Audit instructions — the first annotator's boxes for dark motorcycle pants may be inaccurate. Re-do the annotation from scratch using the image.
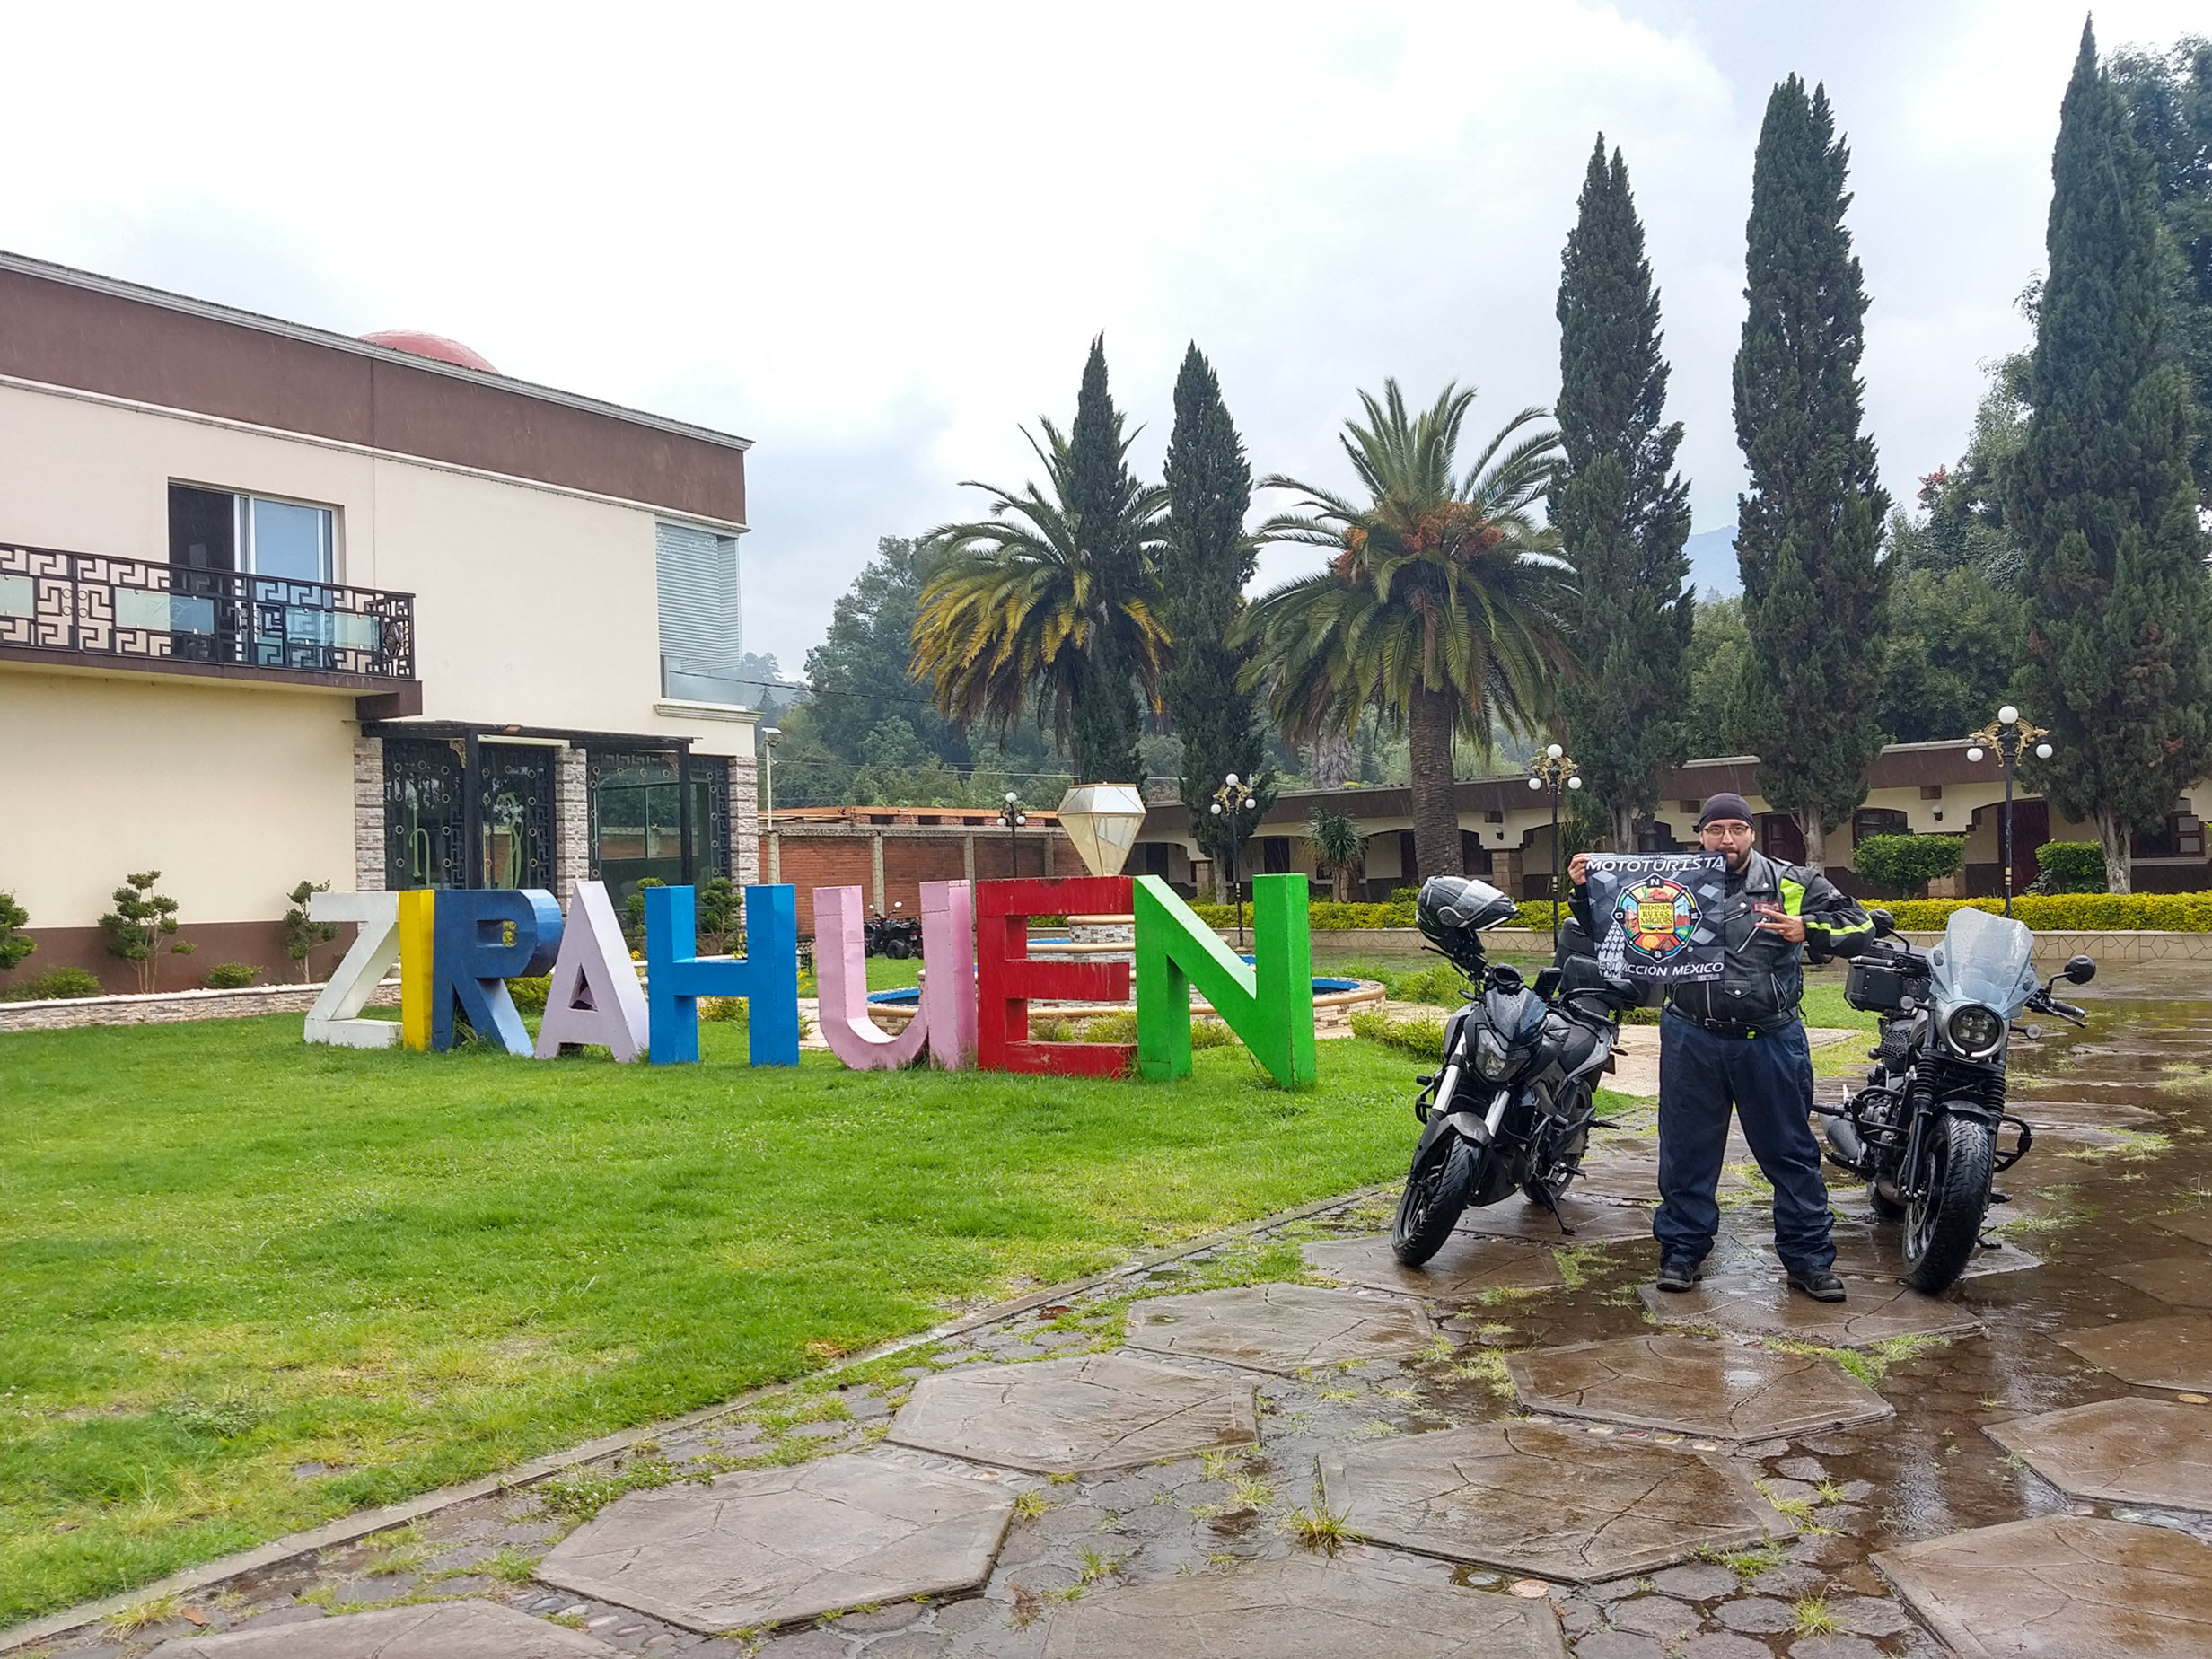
[1655,1011,1836,1276]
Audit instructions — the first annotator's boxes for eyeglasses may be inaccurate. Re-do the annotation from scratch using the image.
[1700,821,1755,838]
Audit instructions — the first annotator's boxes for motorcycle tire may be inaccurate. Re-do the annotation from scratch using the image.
[1392,1134,1478,1268]
[885,937,912,961]
[1902,1116,1995,1294]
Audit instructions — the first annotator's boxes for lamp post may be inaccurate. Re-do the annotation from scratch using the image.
[1208,772,1262,949]
[760,725,781,884]
[996,791,1027,878]
[1965,705,2052,917]
[1527,742,1583,952]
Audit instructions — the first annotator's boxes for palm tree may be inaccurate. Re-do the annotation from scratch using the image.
[1305,809,1369,902]
[1236,382,1576,882]
[910,418,1169,777]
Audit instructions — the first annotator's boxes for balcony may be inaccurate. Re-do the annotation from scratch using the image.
[0,542,420,716]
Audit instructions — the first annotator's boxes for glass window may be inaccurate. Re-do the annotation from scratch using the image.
[249,497,333,582]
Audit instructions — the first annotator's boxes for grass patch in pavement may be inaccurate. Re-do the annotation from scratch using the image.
[0,1015,1424,1623]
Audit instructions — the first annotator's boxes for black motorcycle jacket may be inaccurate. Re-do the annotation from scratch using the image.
[1571,850,1872,1032]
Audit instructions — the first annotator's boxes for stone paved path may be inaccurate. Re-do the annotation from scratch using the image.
[34,982,2208,1658]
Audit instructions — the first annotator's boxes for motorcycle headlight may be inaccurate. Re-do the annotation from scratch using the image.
[1473,1027,1513,1081]
[1944,1003,2006,1058]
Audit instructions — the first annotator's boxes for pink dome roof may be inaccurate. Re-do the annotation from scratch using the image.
[360,329,498,373]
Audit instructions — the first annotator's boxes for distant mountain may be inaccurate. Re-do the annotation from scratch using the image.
[1683,526,1740,600]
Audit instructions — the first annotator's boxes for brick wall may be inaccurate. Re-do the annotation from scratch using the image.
[764,825,1076,934]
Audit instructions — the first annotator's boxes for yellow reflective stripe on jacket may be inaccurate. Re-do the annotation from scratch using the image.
[1780,874,1873,939]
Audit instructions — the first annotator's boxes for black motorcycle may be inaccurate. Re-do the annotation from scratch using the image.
[863,901,922,960]
[1391,877,1637,1266]
[1821,905,2095,1292]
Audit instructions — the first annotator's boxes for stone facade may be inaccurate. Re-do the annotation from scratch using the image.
[554,746,589,907]
[730,755,759,887]
[353,735,385,892]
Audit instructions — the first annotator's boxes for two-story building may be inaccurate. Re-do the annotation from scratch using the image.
[1,252,762,989]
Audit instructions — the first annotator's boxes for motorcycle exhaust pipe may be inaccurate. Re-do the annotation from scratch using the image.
[1825,1116,1867,1171]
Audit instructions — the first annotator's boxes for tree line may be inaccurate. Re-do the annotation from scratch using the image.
[769,22,2210,894]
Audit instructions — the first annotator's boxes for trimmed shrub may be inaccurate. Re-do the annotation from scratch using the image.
[3,966,105,1001]
[2035,841,2106,894]
[0,890,32,973]
[205,962,263,989]
[508,974,551,1014]
[1851,834,1965,897]
[1388,886,1423,905]
[1880,891,2212,932]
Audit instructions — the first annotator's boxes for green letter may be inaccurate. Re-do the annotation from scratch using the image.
[1135,873,1314,1088]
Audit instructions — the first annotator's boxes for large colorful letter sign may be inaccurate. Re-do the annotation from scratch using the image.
[534,880,650,1062]
[1135,873,1315,1088]
[645,882,801,1066]
[975,876,1134,1076]
[432,888,563,1054]
[399,888,437,1052]
[303,891,401,1049]
[814,882,976,1070]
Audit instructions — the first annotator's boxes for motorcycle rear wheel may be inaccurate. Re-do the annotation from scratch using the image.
[1902,1116,1994,1294]
[1392,1134,1478,1267]
[1520,1115,1589,1207]
[885,937,912,960]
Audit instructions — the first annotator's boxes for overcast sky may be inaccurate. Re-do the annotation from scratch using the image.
[6,1,2204,679]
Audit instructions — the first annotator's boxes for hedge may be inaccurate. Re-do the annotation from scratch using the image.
[1188,891,2212,935]
[1876,891,2212,932]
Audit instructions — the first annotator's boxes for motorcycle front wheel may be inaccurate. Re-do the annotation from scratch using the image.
[1902,1115,1994,1294]
[885,936,912,960]
[1392,1133,1478,1267]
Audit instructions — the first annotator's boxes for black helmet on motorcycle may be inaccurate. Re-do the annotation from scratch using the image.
[1415,876,1517,950]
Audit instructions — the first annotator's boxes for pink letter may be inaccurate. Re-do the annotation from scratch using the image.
[814,882,977,1071]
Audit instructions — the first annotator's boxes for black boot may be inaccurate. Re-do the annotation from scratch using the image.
[1656,1257,1705,1293]
[1788,1268,1847,1303]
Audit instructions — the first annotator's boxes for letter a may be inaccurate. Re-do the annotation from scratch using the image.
[534,880,650,1061]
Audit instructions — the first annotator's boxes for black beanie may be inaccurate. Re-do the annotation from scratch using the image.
[1697,792,1754,829]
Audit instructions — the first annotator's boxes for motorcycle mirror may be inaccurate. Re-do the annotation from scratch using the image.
[2063,953,2096,985]
[1533,966,1564,1000]
[1869,908,1897,939]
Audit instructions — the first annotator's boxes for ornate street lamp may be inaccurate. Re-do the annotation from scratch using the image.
[996,790,1027,878]
[1208,772,1263,948]
[760,725,781,884]
[1965,705,2053,917]
[1527,742,1583,951]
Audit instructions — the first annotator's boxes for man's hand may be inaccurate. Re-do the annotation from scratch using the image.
[1756,913,1808,943]
[1567,853,1590,889]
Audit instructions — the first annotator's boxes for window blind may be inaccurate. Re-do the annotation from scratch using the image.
[655,521,743,702]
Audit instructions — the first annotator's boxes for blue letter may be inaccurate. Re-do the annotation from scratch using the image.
[432,888,562,1055]
[645,883,801,1066]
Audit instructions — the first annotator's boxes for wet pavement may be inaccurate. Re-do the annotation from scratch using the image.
[22,972,2212,1657]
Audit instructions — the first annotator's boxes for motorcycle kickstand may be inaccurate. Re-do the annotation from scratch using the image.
[1539,1189,1576,1237]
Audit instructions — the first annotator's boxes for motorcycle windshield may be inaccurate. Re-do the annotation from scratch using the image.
[1931,906,2037,1014]
[1484,986,1547,1044]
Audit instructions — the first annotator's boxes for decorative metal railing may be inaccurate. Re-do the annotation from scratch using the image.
[0,542,415,682]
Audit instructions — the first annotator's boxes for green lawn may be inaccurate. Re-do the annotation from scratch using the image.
[0,1016,1422,1623]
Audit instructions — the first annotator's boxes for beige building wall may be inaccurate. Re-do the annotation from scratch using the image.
[0,667,356,929]
[0,383,753,765]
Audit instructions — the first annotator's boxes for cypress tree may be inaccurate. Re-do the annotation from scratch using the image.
[2011,22,2212,892]
[1065,337,1150,784]
[1160,344,1267,895]
[1731,76,1892,870]
[1554,136,1694,853]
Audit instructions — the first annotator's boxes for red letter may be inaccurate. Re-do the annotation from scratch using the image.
[975,876,1134,1076]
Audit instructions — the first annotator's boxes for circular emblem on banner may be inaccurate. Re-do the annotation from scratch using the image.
[1611,875,1700,963]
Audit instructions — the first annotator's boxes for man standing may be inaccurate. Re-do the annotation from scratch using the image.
[1570,794,1871,1302]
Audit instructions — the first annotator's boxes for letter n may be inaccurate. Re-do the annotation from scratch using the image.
[1135,873,1314,1088]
